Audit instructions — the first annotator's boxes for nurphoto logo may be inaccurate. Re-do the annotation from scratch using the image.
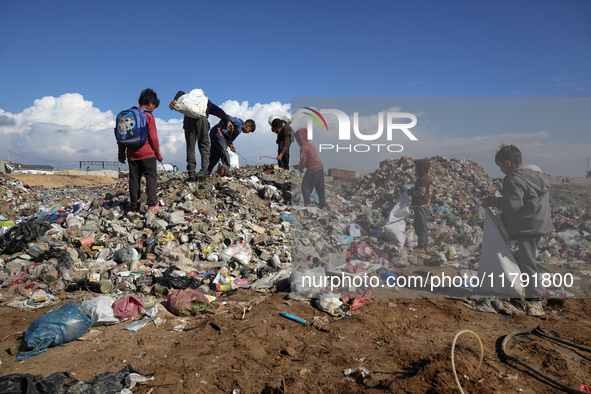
[297,108,418,153]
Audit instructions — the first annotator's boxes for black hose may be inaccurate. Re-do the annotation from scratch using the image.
[500,327,591,393]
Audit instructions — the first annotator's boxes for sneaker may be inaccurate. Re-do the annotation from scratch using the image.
[197,170,212,178]
[184,174,198,182]
[413,248,427,254]
[526,301,545,317]
[147,205,162,212]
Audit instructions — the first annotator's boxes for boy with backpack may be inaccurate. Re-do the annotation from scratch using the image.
[117,88,163,213]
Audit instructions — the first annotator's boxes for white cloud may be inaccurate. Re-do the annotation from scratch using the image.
[553,76,584,90]
[1,94,588,178]
[0,93,292,171]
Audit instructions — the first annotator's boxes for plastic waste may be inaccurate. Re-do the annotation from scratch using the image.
[166,289,210,316]
[384,191,411,247]
[113,246,140,264]
[82,296,120,325]
[112,295,144,320]
[16,302,95,361]
[219,242,252,266]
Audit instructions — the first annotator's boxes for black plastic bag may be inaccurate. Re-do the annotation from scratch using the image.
[0,222,51,254]
[158,266,200,289]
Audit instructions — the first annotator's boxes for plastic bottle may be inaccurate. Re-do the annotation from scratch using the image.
[270,255,281,269]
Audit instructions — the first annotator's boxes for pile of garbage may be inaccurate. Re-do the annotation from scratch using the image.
[290,156,591,289]
[290,156,495,273]
[1,155,590,344]
[0,166,296,317]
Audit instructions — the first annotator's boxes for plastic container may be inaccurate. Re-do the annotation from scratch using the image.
[79,236,95,247]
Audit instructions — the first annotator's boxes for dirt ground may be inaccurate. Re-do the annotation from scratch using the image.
[1,291,590,393]
[8,174,119,188]
[0,174,590,393]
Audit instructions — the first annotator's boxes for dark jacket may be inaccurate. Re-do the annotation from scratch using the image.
[408,159,430,206]
[276,124,293,156]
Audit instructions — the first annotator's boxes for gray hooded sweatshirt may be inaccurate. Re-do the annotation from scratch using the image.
[488,165,553,237]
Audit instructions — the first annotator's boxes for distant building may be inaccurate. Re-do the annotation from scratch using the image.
[327,168,356,184]
[3,163,54,174]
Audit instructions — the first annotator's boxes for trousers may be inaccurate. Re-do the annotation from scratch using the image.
[412,205,429,249]
[128,157,157,210]
[277,142,290,169]
[511,235,542,300]
[208,128,230,172]
[184,116,210,174]
[302,169,326,208]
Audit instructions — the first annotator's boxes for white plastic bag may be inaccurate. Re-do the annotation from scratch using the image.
[251,269,292,289]
[219,242,252,266]
[173,89,209,119]
[226,146,239,168]
[82,296,120,325]
[314,290,343,315]
[384,191,411,246]
[474,209,524,298]
[267,112,292,126]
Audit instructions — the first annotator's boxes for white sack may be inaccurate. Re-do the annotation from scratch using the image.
[474,209,524,298]
[227,147,240,168]
[384,191,411,246]
[173,89,208,119]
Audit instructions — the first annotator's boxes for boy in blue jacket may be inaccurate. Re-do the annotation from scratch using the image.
[207,116,255,173]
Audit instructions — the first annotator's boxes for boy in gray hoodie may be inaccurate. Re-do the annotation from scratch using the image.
[483,144,553,316]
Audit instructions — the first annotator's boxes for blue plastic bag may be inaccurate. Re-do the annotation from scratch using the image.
[16,302,95,361]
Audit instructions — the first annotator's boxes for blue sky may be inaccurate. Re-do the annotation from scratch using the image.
[0,0,589,176]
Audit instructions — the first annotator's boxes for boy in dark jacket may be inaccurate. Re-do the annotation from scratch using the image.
[118,88,163,213]
[271,118,293,170]
[483,144,552,316]
[294,128,325,208]
[169,91,234,181]
[407,159,431,253]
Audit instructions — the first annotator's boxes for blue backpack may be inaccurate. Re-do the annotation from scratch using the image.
[114,107,148,148]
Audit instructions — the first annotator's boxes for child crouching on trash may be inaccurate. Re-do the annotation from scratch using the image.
[482,144,552,317]
[406,159,431,253]
[294,128,326,209]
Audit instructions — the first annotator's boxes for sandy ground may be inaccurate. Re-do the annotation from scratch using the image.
[7,174,120,188]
